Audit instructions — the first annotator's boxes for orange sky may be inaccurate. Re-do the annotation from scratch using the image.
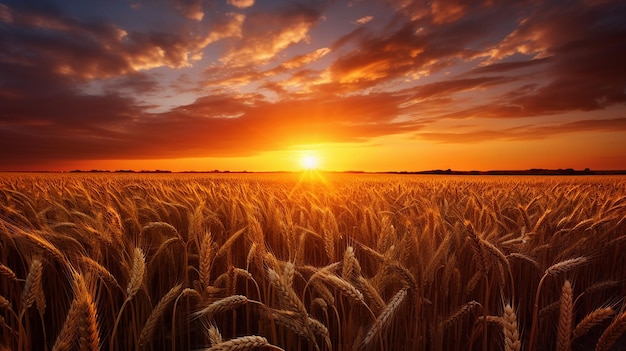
[1,0,625,172]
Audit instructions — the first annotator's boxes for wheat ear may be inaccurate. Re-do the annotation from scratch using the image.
[595,310,626,351]
[0,295,11,310]
[0,263,17,281]
[139,284,183,348]
[127,247,146,298]
[441,301,482,329]
[360,287,408,349]
[341,246,361,282]
[193,295,248,319]
[74,272,100,351]
[545,257,588,276]
[557,280,573,351]
[573,307,614,340]
[267,267,307,316]
[200,233,213,288]
[80,256,122,291]
[529,257,588,351]
[207,322,222,346]
[18,258,44,351]
[20,258,43,313]
[52,295,80,351]
[110,247,146,351]
[320,273,365,305]
[269,309,318,349]
[206,335,283,351]
[53,271,100,351]
[502,303,521,351]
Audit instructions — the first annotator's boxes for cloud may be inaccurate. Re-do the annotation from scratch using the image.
[417,76,514,98]
[468,58,551,74]
[430,0,468,24]
[279,48,331,69]
[219,7,322,67]
[418,118,626,143]
[327,17,490,90]
[447,2,626,119]
[0,3,219,81]
[387,0,493,23]
[354,15,373,24]
[227,0,255,9]
[0,88,420,166]
[171,0,205,21]
[201,12,245,46]
[103,73,162,94]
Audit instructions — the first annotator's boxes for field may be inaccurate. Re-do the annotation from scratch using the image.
[0,173,625,351]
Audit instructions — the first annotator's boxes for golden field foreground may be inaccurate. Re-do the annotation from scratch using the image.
[0,173,625,351]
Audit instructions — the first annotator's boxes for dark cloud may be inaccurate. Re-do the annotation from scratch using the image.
[468,58,551,74]
[103,73,162,94]
[472,0,626,116]
[0,90,418,166]
[0,3,211,82]
[321,2,521,93]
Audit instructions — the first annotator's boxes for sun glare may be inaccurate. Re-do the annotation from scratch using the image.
[301,154,320,170]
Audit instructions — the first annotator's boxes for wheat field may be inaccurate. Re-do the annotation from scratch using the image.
[0,172,625,351]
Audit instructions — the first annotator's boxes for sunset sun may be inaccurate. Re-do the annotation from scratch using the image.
[300,154,320,170]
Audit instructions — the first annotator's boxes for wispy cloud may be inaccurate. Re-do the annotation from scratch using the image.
[218,8,323,67]
[227,0,255,9]
[354,15,373,24]
[418,118,626,143]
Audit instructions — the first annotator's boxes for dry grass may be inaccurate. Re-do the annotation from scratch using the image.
[0,172,625,350]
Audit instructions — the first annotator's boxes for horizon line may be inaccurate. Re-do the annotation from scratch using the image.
[2,168,626,175]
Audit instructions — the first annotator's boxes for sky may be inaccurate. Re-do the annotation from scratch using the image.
[1,0,625,172]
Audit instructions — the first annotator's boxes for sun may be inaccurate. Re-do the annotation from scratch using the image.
[300,154,320,170]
